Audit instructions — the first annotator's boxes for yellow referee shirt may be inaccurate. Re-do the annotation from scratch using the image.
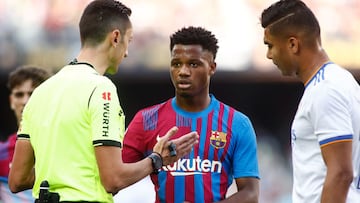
[18,63,125,202]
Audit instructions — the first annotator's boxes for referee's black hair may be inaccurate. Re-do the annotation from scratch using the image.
[79,0,132,47]
[170,26,219,60]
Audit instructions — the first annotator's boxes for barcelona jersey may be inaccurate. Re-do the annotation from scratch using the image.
[122,95,259,203]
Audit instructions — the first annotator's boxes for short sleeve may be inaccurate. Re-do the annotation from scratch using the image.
[88,80,125,147]
[122,110,147,162]
[17,97,32,140]
[312,82,353,145]
[232,115,260,179]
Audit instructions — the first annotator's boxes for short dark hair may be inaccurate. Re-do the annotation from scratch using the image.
[7,66,50,90]
[170,26,219,60]
[260,0,320,41]
[79,0,132,46]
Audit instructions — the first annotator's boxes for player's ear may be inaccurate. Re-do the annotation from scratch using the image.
[210,62,216,76]
[288,37,299,53]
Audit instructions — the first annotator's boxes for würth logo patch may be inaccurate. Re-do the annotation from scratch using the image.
[102,92,111,101]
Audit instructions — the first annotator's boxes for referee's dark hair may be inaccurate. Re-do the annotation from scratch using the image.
[79,0,132,46]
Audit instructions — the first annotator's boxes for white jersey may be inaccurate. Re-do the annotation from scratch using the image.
[291,62,360,203]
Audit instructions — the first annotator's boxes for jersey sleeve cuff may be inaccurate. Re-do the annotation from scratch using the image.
[17,133,30,140]
[93,140,122,148]
[319,134,353,147]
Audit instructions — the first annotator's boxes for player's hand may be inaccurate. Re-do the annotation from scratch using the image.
[153,126,199,166]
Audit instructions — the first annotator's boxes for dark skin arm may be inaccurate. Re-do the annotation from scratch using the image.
[320,141,353,203]
[215,178,259,203]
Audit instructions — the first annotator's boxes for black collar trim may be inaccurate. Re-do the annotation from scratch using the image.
[69,58,95,69]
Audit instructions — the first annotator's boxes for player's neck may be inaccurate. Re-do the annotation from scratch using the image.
[299,50,329,85]
[176,93,211,112]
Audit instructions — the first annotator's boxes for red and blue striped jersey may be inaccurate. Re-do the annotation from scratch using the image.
[0,134,34,202]
[0,133,16,177]
[122,95,259,203]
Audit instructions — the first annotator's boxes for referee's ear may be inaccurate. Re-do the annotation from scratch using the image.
[110,29,121,48]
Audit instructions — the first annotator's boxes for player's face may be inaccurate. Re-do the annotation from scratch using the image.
[108,27,133,74]
[263,28,296,76]
[170,44,215,97]
[9,79,35,124]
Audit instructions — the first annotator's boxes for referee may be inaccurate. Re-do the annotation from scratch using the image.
[8,0,198,202]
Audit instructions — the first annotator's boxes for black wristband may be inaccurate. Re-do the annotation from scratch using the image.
[148,152,163,174]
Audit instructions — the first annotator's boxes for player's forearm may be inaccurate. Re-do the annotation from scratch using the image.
[216,191,259,203]
[215,182,259,203]
[321,171,353,203]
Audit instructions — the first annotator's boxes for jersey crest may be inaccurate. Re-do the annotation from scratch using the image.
[210,131,227,149]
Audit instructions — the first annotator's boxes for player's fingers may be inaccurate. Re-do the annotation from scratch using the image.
[175,131,198,144]
[178,132,198,147]
[173,132,198,156]
[161,131,198,165]
[176,142,194,156]
[153,126,179,155]
[162,130,194,152]
[160,126,178,144]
